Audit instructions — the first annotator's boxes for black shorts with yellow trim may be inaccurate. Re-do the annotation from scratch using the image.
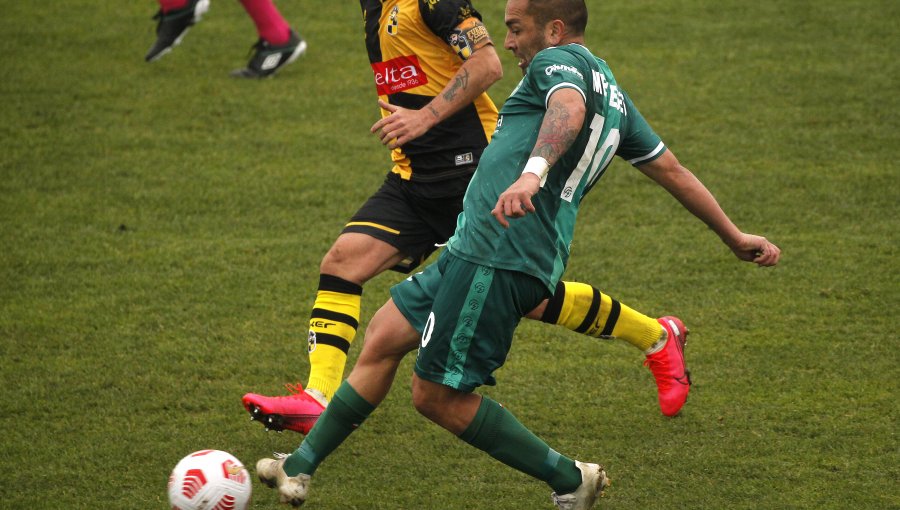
[342,170,473,273]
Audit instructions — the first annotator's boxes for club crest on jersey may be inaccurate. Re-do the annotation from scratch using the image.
[371,55,428,95]
[386,6,399,35]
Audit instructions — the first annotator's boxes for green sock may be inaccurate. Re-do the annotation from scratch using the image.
[283,381,375,477]
[458,397,582,494]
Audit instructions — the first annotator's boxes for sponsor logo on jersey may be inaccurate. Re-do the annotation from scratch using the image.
[545,63,584,80]
[372,55,428,95]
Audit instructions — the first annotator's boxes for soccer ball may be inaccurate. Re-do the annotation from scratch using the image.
[168,450,252,510]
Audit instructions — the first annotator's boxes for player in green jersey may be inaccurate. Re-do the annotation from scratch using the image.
[243,0,701,435]
[256,0,780,507]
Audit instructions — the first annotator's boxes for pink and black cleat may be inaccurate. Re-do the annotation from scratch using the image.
[242,383,325,435]
[644,316,692,416]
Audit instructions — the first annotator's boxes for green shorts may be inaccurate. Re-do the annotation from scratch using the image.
[390,250,549,392]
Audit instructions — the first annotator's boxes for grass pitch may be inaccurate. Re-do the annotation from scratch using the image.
[0,1,897,508]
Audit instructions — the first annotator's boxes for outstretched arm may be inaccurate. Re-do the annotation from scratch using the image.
[492,87,586,227]
[637,151,781,266]
[372,43,503,149]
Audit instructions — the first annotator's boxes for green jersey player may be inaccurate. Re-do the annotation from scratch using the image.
[257,1,780,508]
[449,43,666,290]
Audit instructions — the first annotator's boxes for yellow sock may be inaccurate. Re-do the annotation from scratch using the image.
[306,274,362,401]
[543,281,663,352]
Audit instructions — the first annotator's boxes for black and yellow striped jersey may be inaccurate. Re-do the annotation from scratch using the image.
[361,0,499,181]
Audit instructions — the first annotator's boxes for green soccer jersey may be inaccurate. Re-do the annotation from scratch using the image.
[446,43,667,291]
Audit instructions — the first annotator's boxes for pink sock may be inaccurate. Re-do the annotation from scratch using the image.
[158,0,189,13]
[239,0,291,45]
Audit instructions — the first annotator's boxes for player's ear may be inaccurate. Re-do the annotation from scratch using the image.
[546,19,565,45]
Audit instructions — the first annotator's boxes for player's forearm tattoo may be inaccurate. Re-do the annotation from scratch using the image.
[533,101,578,162]
[443,68,470,102]
[428,105,440,119]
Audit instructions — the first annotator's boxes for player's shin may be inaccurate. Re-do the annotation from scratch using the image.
[542,281,663,352]
[306,274,362,400]
[458,397,583,495]
[282,382,375,477]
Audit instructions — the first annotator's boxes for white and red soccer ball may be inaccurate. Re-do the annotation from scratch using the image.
[168,450,252,510]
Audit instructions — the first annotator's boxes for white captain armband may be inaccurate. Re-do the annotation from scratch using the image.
[521,156,550,187]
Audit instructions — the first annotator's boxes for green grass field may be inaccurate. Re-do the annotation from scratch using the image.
[1,0,897,508]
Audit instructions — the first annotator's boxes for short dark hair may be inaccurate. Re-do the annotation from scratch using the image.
[526,0,588,36]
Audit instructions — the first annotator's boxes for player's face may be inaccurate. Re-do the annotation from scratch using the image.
[504,0,550,75]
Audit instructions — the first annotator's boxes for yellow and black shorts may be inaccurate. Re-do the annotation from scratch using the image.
[342,170,473,273]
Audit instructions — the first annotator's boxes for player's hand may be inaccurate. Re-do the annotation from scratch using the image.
[491,174,541,228]
[371,99,437,149]
[728,233,781,266]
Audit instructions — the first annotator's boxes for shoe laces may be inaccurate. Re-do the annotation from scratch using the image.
[644,339,690,389]
[284,382,306,395]
[245,38,267,57]
[278,382,328,407]
[643,355,674,390]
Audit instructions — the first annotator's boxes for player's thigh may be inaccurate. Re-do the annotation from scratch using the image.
[389,251,449,335]
[358,298,421,364]
[344,175,464,273]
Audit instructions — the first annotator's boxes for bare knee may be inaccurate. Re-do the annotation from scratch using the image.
[411,376,482,435]
[356,320,413,367]
[319,234,404,283]
[411,376,445,423]
[349,299,419,373]
[320,243,353,275]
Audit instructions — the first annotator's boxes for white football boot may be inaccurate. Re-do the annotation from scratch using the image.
[256,456,311,506]
[550,461,610,510]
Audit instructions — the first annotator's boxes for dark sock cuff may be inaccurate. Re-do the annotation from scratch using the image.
[333,382,375,420]
[458,396,500,446]
[319,274,363,295]
[540,281,567,324]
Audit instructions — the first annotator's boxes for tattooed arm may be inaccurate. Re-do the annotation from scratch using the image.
[372,44,502,149]
[492,87,586,227]
[529,88,586,165]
